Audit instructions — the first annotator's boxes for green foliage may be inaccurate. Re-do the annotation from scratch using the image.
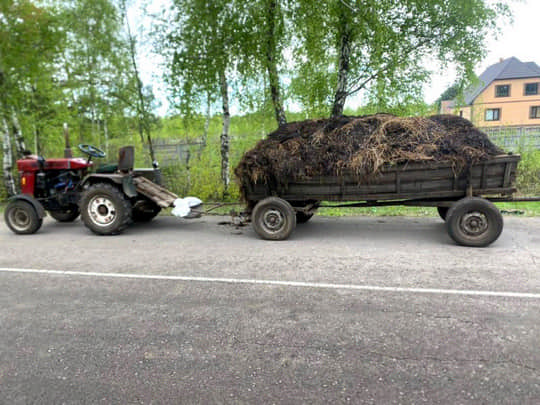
[291,0,509,113]
[515,150,540,196]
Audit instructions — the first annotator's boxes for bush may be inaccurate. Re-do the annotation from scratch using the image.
[516,150,540,195]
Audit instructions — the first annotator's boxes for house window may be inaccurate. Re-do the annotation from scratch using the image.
[485,108,500,121]
[495,85,510,97]
[525,83,538,96]
[531,106,540,119]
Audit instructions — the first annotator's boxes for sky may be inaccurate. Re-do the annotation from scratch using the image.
[135,0,540,115]
[424,0,540,103]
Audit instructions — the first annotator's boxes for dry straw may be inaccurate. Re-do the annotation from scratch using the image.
[235,114,504,200]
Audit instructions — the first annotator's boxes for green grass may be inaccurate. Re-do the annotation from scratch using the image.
[320,202,540,217]
[193,200,540,217]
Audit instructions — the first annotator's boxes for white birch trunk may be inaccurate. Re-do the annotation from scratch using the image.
[203,94,211,147]
[198,94,211,159]
[104,117,109,156]
[266,0,287,126]
[11,110,26,157]
[331,9,352,118]
[121,0,155,164]
[2,116,16,196]
[219,71,230,195]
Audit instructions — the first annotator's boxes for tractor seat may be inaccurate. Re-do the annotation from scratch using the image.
[95,146,134,173]
[118,146,134,173]
[96,163,118,173]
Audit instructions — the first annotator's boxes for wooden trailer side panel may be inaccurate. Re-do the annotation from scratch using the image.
[244,155,520,202]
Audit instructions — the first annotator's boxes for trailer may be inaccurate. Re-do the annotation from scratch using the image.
[241,154,535,247]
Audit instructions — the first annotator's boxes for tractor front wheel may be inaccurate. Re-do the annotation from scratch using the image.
[79,183,132,235]
[4,200,43,234]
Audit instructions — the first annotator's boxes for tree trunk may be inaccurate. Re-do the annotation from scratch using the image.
[219,71,230,196]
[121,0,155,164]
[203,94,211,148]
[104,117,109,156]
[34,124,41,156]
[2,116,16,196]
[331,7,353,118]
[266,0,286,127]
[198,94,211,159]
[11,110,26,157]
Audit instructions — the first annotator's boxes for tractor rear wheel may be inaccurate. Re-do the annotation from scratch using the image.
[49,205,80,222]
[132,198,161,222]
[79,183,132,235]
[5,200,43,234]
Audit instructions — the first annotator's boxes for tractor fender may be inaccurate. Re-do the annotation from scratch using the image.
[79,174,138,198]
[8,194,46,219]
[80,173,124,188]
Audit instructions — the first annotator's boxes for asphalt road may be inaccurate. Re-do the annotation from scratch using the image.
[1,214,539,404]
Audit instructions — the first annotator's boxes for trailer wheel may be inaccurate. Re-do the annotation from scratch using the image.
[446,197,503,247]
[5,200,43,234]
[80,183,132,235]
[252,197,296,240]
[437,206,449,221]
[49,206,80,222]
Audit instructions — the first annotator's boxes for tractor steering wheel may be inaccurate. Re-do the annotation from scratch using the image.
[78,144,106,159]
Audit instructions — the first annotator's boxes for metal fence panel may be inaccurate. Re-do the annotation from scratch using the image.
[144,139,204,166]
[480,126,540,151]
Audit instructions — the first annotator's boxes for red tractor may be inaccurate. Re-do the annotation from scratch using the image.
[4,144,165,235]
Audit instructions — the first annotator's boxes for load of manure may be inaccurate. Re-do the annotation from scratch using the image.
[234,114,504,200]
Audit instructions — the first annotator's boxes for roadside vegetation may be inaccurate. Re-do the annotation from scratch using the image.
[1,0,537,218]
[1,109,539,217]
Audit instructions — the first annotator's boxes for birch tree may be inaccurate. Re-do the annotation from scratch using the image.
[162,0,249,195]
[293,0,509,117]
[58,0,135,146]
[119,0,156,164]
[261,0,287,126]
[2,116,16,196]
[0,0,62,193]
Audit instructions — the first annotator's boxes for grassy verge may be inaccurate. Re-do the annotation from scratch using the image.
[198,200,540,217]
[320,202,540,217]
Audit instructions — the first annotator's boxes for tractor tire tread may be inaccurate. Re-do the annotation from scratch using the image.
[79,183,132,235]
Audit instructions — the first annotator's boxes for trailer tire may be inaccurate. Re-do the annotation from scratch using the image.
[446,197,503,247]
[5,200,43,234]
[80,183,132,235]
[252,197,296,240]
[437,206,449,221]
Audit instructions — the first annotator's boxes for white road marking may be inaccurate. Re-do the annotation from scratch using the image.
[1,267,540,299]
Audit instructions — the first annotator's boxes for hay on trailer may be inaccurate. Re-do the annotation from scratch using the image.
[235,114,504,200]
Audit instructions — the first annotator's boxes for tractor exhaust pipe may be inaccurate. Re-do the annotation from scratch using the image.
[63,123,72,158]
